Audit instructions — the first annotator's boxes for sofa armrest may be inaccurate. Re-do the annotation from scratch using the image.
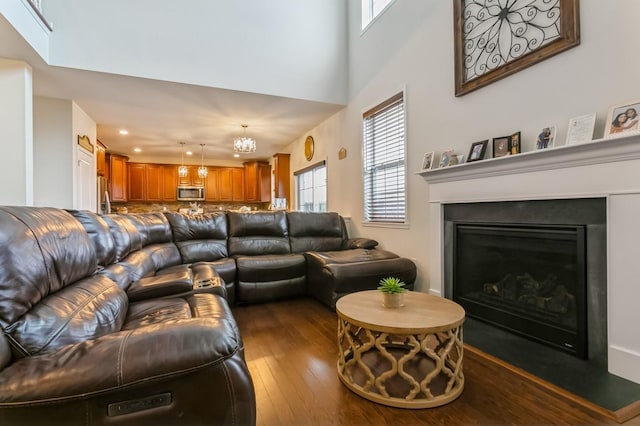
[127,270,193,302]
[0,317,242,402]
[342,237,379,250]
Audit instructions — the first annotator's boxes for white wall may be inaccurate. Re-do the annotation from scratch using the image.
[284,0,640,293]
[33,97,73,208]
[0,58,33,206]
[42,0,347,105]
[33,98,97,209]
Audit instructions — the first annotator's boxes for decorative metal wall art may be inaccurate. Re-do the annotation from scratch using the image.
[454,0,580,96]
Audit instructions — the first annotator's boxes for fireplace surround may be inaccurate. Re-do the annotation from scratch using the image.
[443,198,606,362]
[418,134,640,385]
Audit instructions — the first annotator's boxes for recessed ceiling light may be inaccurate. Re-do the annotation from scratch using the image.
[233,154,240,158]
[133,148,142,153]
[186,151,193,156]
[119,129,129,135]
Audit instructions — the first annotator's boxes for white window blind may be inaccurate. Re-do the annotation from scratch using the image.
[294,161,327,212]
[363,92,406,223]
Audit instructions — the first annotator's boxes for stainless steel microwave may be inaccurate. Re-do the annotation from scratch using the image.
[177,186,205,201]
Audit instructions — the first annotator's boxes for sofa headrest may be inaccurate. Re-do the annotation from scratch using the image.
[67,209,117,267]
[123,213,173,246]
[287,212,346,253]
[165,212,228,241]
[101,214,144,262]
[0,207,97,326]
[228,211,290,256]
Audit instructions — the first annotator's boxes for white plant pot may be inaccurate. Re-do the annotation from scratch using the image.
[383,292,404,308]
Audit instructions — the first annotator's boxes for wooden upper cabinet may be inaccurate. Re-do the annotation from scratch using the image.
[128,163,146,201]
[273,153,290,202]
[145,164,163,201]
[96,140,107,176]
[218,167,244,201]
[244,161,270,202]
[205,167,220,201]
[109,154,128,202]
[178,166,205,187]
[162,165,177,201]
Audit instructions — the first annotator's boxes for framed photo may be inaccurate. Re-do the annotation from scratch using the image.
[438,149,455,168]
[509,132,521,155]
[467,140,488,162]
[566,113,596,145]
[603,101,640,139]
[536,126,557,149]
[421,152,435,170]
[492,136,510,158]
[454,0,580,97]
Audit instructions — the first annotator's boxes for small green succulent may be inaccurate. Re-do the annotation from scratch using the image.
[377,277,407,294]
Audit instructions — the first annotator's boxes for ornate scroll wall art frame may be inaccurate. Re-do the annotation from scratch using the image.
[454,0,580,97]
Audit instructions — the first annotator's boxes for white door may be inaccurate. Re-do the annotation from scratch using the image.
[76,147,95,211]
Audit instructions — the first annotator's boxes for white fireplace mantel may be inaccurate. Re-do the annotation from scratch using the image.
[419,134,640,384]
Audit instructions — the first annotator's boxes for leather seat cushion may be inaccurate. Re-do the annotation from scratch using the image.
[7,275,128,357]
[235,254,306,282]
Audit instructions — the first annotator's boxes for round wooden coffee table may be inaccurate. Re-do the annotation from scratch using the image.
[336,290,465,409]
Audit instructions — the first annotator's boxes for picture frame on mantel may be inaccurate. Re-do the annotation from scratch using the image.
[603,100,640,139]
[467,140,488,162]
[453,0,580,97]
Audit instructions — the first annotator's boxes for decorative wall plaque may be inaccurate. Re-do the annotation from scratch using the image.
[454,0,580,96]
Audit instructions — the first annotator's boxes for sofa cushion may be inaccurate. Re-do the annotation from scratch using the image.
[165,212,229,262]
[6,275,127,357]
[102,214,144,262]
[124,212,173,246]
[0,207,98,326]
[66,209,117,267]
[228,211,290,255]
[287,211,346,253]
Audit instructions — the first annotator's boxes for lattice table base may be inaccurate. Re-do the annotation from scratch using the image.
[337,320,464,408]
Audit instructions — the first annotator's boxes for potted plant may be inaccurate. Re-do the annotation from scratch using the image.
[378,276,407,308]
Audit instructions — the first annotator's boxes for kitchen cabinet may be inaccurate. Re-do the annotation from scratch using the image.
[273,153,290,204]
[219,167,244,201]
[162,165,178,201]
[244,161,270,202]
[177,166,205,187]
[128,163,179,202]
[96,140,107,176]
[205,167,220,201]
[128,163,146,201]
[108,154,128,202]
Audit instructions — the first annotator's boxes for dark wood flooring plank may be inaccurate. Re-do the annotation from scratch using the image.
[233,297,638,426]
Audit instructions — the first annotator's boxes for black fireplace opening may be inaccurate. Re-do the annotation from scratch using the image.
[453,223,587,358]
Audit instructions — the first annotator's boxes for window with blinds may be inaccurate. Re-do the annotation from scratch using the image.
[362,92,406,224]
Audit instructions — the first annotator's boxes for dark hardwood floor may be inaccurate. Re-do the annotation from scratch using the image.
[232,297,640,426]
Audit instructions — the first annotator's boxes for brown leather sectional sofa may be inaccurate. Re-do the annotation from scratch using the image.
[0,206,416,425]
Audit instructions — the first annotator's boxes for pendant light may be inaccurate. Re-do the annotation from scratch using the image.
[197,144,208,178]
[178,142,188,178]
[233,124,257,153]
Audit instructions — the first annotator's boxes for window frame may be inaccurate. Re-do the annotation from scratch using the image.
[294,160,327,212]
[361,0,396,32]
[361,89,408,228]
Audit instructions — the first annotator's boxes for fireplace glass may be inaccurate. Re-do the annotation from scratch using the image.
[453,223,587,358]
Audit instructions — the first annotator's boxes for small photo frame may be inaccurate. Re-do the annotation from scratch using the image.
[467,140,488,162]
[421,152,435,170]
[604,100,640,139]
[438,149,455,168]
[566,113,596,145]
[509,132,521,155]
[536,126,557,149]
[492,136,510,158]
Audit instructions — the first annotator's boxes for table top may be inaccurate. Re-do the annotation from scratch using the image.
[336,290,465,334]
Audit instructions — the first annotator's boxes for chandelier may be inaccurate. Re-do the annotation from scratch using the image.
[233,124,257,153]
[178,142,188,178]
[197,144,208,178]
